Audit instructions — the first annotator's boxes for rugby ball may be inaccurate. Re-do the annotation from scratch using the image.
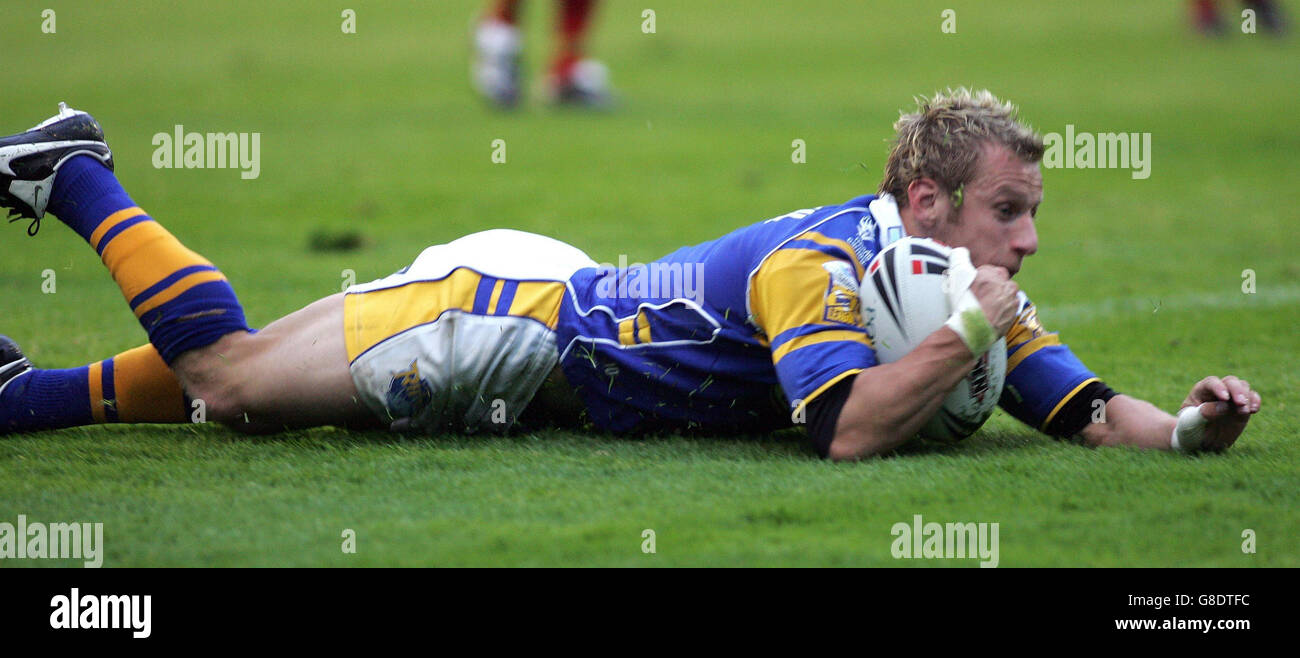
[859,237,1006,442]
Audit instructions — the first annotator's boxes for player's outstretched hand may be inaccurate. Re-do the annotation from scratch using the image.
[1180,376,1262,452]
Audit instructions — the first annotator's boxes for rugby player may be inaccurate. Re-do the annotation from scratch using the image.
[474,0,611,108]
[0,91,1261,460]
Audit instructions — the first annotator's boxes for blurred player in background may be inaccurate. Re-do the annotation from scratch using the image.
[473,0,613,108]
[1189,0,1286,35]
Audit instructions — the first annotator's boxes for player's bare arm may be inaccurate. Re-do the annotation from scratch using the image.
[1079,376,1261,452]
[830,264,1019,460]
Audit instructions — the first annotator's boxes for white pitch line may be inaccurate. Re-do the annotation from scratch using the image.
[1036,285,1300,326]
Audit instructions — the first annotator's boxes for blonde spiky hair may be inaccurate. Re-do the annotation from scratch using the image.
[879,88,1043,208]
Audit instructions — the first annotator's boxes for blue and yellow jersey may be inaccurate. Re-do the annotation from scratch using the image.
[555,194,894,432]
[556,193,1100,436]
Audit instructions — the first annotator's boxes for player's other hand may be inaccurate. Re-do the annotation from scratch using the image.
[969,265,1019,337]
[1181,375,1262,452]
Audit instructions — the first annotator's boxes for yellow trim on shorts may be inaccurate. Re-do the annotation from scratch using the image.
[505,281,567,329]
[343,272,569,363]
[485,279,507,315]
[344,269,483,362]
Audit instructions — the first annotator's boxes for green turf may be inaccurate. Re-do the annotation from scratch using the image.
[0,0,1296,567]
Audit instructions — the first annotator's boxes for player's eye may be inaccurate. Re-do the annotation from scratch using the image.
[997,204,1016,219]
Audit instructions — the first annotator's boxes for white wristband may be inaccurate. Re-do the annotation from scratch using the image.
[944,289,998,355]
[1170,405,1208,453]
[942,247,998,356]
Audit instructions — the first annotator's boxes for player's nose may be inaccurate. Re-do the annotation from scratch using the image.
[1012,214,1038,258]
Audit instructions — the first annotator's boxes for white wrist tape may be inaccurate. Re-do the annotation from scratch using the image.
[1170,405,1208,452]
[942,247,998,355]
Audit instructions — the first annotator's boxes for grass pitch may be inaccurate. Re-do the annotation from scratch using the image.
[0,0,1297,567]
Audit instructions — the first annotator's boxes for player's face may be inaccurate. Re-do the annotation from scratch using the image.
[937,144,1042,276]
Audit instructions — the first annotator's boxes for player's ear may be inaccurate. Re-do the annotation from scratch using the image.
[905,177,946,233]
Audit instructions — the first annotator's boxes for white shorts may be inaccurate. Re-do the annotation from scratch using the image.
[342,229,596,432]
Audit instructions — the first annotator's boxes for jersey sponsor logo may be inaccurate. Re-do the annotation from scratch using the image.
[858,215,877,244]
[821,261,862,325]
[851,214,877,265]
[386,359,433,420]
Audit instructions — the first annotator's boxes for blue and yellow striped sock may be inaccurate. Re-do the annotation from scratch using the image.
[0,344,188,432]
[48,156,250,363]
